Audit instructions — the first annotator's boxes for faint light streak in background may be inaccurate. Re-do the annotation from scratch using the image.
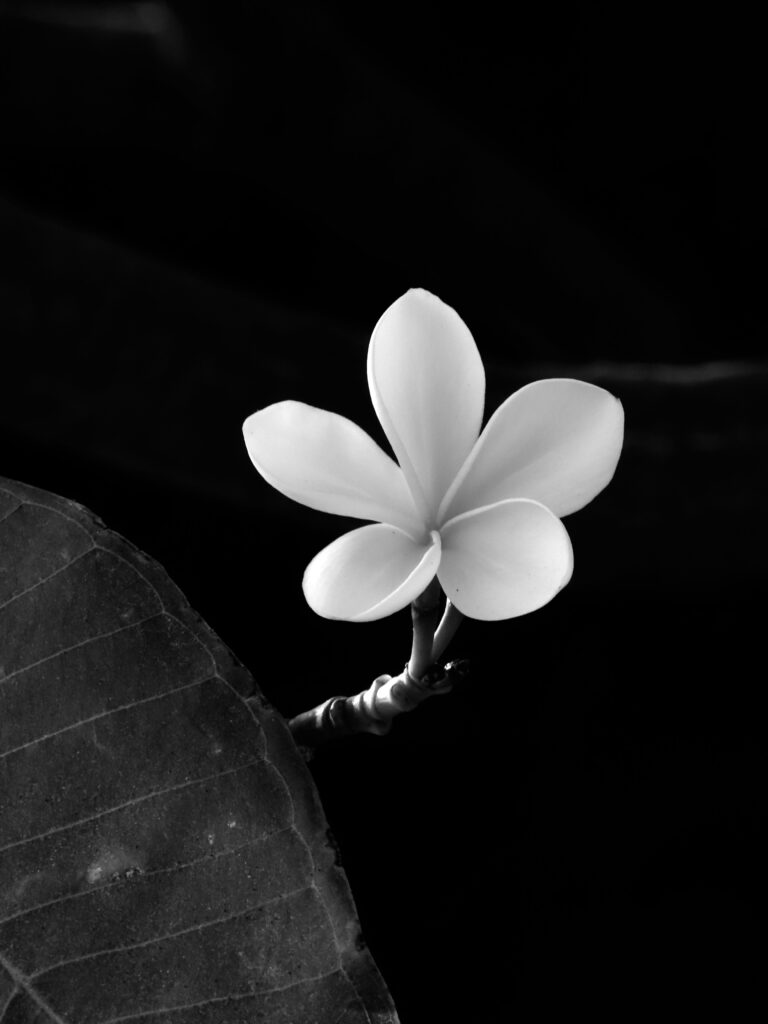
[0,1,188,68]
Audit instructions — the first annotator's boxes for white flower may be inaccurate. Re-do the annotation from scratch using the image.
[243,289,624,622]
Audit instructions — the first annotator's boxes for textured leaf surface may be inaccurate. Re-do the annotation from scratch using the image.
[0,477,398,1024]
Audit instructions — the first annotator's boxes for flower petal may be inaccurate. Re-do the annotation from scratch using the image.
[367,289,485,521]
[303,524,441,622]
[439,379,624,521]
[243,402,422,535]
[437,499,573,620]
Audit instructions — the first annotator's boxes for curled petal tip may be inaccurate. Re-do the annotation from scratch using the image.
[303,524,441,622]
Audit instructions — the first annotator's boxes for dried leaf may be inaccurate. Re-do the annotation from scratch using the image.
[0,477,397,1023]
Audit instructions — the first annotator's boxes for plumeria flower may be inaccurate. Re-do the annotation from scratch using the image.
[243,289,623,623]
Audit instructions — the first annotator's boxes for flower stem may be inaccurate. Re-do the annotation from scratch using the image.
[431,600,464,663]
[286,578,468,748]
[407,575,442,681]
[287,660,469,747]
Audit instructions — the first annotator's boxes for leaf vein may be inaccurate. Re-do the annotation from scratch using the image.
[0,760,264,855]
[0,502,23,526]
[31,884,314,979]
[0,674,215,762]
[97,969,345,1024]
[0,952,67,1024]
[88,547,218,687]
[0,982,18,1018]
[0,546,96,614]
[0,494,97,542]
[0,613,165,689]
[0,826,294,928]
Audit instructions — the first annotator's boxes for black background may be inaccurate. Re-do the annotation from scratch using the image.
[1,3,765,1020]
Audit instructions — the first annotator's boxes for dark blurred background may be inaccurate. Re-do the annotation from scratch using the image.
[1,3,765,1020]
